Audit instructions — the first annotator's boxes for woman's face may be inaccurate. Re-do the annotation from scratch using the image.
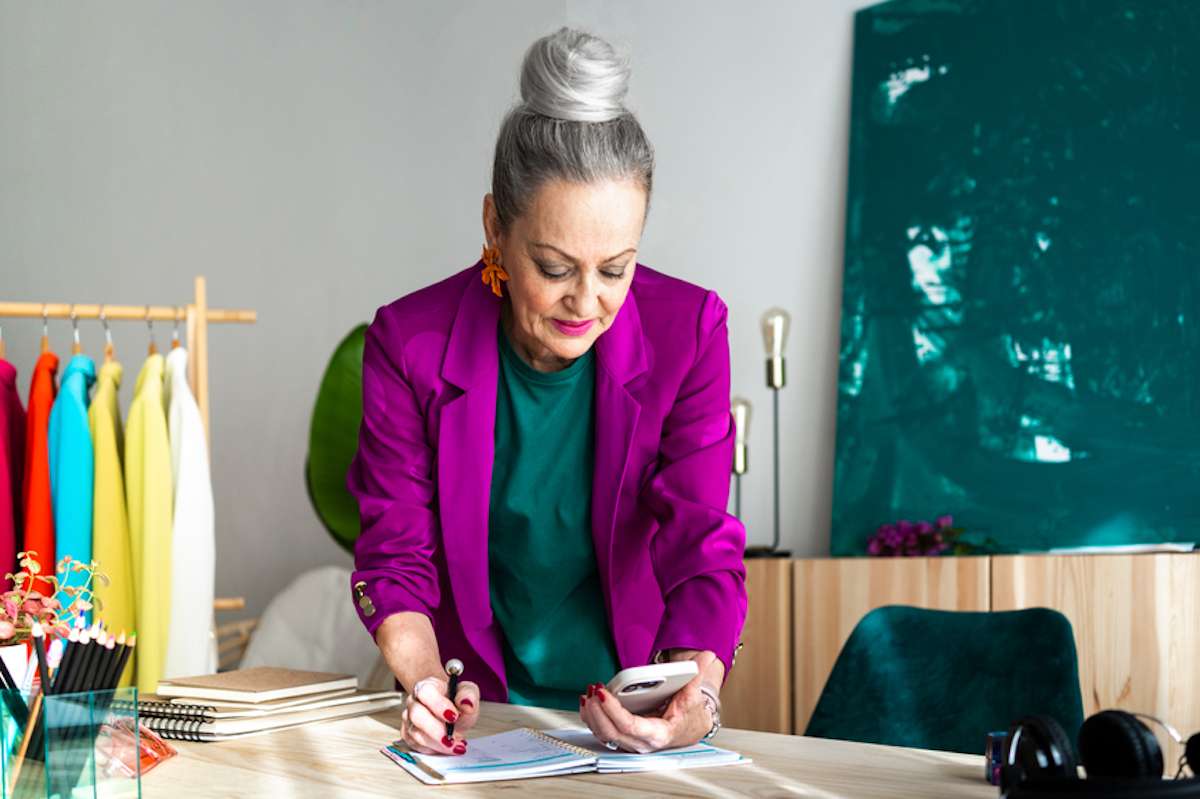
[484,178,645,372]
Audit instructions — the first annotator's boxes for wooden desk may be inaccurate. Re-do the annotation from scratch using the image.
[149,702,993,798]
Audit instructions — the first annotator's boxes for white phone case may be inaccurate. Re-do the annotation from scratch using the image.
[605,661,699,714]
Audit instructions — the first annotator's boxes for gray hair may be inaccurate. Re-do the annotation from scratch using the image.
[491,27,655,232]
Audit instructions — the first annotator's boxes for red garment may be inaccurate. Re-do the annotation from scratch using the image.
[23,352,58,594]
[0,359,26,581]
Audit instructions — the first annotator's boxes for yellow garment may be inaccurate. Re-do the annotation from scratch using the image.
[89,359,136,687]
[125,354,173,695]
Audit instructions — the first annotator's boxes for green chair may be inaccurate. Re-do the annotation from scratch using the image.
[804,605,1084,754]
[306,324,367,553]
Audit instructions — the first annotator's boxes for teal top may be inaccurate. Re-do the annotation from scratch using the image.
[488,325,619,711]
[48,354,96,621]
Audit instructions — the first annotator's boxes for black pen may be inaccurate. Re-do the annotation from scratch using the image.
[444,658,463,738]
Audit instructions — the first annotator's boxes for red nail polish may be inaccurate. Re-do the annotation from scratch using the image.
[597,688,606,703]
[443,709,458,722]
[460,698,474,708]
[586,684,595,697]
[454,745,466,755]
[579,695,586,708]
[442,735,453,748]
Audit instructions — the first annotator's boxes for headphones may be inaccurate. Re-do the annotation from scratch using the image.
[1002,710,1200,797]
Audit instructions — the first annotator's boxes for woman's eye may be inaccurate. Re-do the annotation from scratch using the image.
[601,269,626,280]
[536,262,569,279]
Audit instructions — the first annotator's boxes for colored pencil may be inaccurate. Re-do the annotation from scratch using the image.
[30,623,51,697]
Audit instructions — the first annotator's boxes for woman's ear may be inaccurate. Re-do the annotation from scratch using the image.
[481,193,503,249]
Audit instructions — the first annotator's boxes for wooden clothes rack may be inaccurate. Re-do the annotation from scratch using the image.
[0,275,257,449]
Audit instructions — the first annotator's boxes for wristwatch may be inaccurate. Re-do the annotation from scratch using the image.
[698,684,722,742]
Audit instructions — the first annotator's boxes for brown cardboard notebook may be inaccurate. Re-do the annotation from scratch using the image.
[133,689,396,720]
[156,667,357,704]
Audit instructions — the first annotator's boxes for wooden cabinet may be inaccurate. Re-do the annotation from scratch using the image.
[722,558,793,733]
[727,551,1200,763]
[993,553,1200,769]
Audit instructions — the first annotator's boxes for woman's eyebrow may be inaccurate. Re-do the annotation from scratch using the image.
[529,241,635,265]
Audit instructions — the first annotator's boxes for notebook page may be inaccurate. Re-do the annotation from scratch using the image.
[383,729,598,784]
[544,727,751,773]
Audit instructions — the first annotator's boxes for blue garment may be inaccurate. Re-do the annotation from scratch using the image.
[48,355,96,597]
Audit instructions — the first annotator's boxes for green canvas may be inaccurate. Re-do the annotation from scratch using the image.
[805,606,1085,754]
[832,0,1200,554]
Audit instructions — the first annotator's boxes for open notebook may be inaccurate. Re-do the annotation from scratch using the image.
[382,727,749,785]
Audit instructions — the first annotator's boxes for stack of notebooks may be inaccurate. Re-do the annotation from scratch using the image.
[383,727,750,785]
[127,667,402,742]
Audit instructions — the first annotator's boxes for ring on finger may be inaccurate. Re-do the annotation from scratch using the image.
[604,740,620,751]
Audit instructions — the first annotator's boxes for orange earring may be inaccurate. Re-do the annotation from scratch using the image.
[481,244,509,298]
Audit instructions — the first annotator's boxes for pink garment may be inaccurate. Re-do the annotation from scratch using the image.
[0,359,26,581]
[347,262,747,701]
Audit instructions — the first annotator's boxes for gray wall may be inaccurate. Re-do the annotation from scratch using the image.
[0,1,862,628]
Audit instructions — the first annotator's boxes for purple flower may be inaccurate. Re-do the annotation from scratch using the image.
[916,521,933,535]
[897,520,915,535]
[936,515,954,529]
[867,538,882,555]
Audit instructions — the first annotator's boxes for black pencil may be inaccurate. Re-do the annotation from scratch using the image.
[30,623,51,697]
[108,633,134,691]
[97,632,126,691]
[59,627,94,696]
[51,626,83,694]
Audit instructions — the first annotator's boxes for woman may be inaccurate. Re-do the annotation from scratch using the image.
[348,27,746,757]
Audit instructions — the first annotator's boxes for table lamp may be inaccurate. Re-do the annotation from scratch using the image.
[732,396,751,518]
[745,307,791,557]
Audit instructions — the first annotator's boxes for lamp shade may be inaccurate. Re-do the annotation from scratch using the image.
[761,307,791,359]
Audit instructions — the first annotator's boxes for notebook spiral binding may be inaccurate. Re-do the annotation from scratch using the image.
[141,716,208,742]
[111,698,216,721]
[523,728,596,758]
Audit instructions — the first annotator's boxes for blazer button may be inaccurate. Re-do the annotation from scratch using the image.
[354,581,376,617]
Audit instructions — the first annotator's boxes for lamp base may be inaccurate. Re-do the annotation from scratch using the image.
[743,546,792,559]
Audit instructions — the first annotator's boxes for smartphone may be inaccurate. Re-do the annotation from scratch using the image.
[605,661,699,714]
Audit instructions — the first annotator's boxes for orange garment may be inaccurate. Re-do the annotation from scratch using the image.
[22,352,58,595]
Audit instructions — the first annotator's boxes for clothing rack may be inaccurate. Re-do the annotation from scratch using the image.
[0,275,256,450]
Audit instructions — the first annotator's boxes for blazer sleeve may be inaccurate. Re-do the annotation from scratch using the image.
[347,309,441,638]
[643,290,748,676]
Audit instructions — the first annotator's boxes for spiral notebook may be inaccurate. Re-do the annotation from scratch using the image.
[382,727,749,785]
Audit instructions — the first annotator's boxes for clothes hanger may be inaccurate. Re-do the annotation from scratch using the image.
[100,306,114,364]
[171,306,182,350]
[146,306,158,356]
[39,306,50,355]
[70,305,82,356]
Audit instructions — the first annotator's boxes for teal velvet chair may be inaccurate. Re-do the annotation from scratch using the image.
[804,605,1084,754]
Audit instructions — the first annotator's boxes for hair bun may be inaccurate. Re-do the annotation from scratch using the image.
[519,27,631,123]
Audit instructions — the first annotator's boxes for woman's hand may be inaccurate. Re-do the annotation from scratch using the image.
[375,612,481,756]
[579,649,722,753]
[397,674,481,755]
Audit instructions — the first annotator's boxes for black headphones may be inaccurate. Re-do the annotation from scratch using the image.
[1002,711,1200,798]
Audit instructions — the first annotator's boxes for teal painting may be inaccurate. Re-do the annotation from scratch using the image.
[832,0,1200,555]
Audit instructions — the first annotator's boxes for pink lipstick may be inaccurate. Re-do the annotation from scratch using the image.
[553,318,594,336]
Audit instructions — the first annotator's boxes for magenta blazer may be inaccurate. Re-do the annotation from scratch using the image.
[348,261,747,701]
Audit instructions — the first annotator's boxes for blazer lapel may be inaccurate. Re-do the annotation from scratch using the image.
[592,288,648,667]
[438,270,501,651]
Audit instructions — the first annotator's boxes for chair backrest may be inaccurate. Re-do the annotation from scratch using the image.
[804,605,1085,754]
[306,324,366,553]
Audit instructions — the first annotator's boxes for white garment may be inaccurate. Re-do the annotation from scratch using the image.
[162,347,218,678]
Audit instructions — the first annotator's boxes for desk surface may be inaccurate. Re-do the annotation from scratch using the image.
[148,702,994,798]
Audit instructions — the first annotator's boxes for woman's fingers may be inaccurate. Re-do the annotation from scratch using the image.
[413,677,464,729]
[453,680,481,731]
[408,699,462,753]
[593,687,672,750]
[582,695,642,753]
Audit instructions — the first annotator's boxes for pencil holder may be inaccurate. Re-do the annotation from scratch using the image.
[0,688,141,799]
